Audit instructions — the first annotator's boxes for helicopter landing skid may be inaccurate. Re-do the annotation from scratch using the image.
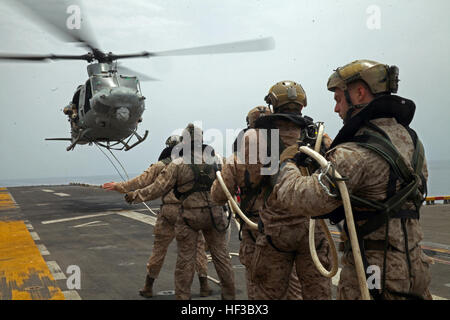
[95,130,149,151]
[66,128,93,151]
[45,128,91,151]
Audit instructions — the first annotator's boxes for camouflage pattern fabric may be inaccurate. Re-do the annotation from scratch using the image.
[272,117,431,299]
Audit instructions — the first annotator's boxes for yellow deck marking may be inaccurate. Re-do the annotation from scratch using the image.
[0,189,18,211]
[0,221,64,300]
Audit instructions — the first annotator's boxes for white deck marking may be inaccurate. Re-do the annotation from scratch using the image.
[54,193,70,197]
[29,231,40,241]
[72,220,109,228]
[136,207,160,211]
[41,189,54,193]
[37,244,50,256]
[41,212,116,224]
[62,290,82,300]
[88,245,118,250]
[46,261,66,280]
[116,211,157,226]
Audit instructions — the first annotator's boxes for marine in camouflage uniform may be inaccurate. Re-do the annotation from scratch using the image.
[211,105,303,300]
[271,60,431,300]
[125,124,235,300]
[247,81,331,300]
[213,82,332,300]
[102,135,211,298]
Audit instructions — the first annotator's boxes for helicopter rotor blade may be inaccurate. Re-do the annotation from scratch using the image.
[109,52,152,61]
[116,64,159,82]
[13,0,100,52]
[146,37,275,57]
[0,53,92,62]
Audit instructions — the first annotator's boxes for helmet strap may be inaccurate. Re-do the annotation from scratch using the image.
[343,89,368,123]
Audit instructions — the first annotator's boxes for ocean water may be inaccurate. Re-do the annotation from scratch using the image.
[0,173,140,188]
[427,160,450,197]
[1,161,449,196]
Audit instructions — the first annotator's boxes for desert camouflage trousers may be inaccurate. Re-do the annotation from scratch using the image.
[250,220,332,300]
[239,219,303,299]
[175,206,235,300]
[338,245,432,300]
[146,204,208,279]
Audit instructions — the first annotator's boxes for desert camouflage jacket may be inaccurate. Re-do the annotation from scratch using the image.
[268,117,428,251]
[128,153,222,209]
[211,120,306,216]
[116,160,179,204]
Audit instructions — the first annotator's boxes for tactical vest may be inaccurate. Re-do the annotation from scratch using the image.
[173,163,216,201]
[252,113,321,205]
[237,113,321,242]
[316,121,427,300]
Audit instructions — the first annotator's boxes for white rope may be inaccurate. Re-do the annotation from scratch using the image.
[95,143,158,216]
[299,145,370,300]
[307,124,339,278]
[215,171,258,230]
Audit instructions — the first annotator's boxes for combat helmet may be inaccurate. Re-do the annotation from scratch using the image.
[165,135,182,148]
[264,80,307,113]
[327,60,400,122]
[182,123,203,145]
[246,106,272,128]
[327,59,399,95]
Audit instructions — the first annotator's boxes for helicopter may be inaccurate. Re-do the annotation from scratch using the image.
[0,0,275,151]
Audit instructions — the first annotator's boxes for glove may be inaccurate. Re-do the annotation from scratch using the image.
[322,133,332,150]
[124,192,135,204]
[279,144,300,164]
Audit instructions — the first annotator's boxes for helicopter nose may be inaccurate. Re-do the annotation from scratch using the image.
[116,107,130,121]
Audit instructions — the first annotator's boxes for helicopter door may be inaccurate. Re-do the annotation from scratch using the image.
[83,79,92,113]
[72,86,82,106]
[78,85,86,120]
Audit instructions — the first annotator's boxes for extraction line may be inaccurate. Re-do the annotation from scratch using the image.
[307,124,339,279]
[95,143,158,216]
[299,145,371,300]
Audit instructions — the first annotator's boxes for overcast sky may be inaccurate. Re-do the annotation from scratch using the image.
[0,0,449,183]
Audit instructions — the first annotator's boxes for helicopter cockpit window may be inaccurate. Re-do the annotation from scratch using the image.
[91,75,119,94]
[118,75,139,91]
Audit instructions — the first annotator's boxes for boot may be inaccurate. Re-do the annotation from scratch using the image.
[139,274,154,298]
[199,276,212,297]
